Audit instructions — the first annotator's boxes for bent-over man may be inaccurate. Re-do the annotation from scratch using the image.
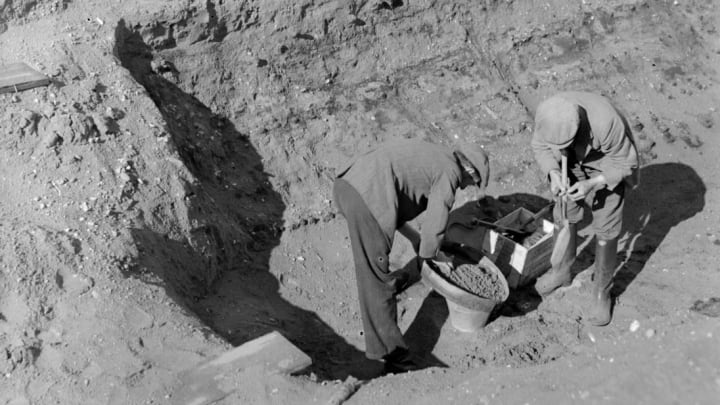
[333,139,489,373]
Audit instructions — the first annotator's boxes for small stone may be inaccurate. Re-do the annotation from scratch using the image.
[43,132,63,149]
[104,107,124,120]
[645,329,656,338]
[697,113,714,129]
[629,320,640,332]
[56,269,94,296]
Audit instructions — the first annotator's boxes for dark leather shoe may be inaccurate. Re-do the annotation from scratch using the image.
[383,349,424,374]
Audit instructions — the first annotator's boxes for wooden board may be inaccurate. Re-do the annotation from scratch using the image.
[0,62,50,94]
[171,331,312,405]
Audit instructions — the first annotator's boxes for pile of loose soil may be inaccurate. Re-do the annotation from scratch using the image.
[436,262,506,302]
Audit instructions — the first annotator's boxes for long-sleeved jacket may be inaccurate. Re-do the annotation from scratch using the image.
[337,139,461,259]
[531,92,639,190]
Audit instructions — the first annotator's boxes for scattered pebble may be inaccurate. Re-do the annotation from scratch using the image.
[629,320,640,332]
[645,329,655,338]
[697,113,714,128]
[690,297,720,317]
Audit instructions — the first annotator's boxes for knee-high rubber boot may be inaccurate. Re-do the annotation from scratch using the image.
[535,223,577,296]
[586,238,617,326]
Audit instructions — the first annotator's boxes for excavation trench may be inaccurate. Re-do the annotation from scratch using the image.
[110,0,697,379]
[111,16,586,380]
[1,0,718,403]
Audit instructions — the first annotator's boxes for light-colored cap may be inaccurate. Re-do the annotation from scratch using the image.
[533,96,580,149]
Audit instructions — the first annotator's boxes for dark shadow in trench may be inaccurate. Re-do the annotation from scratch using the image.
[113,19,366,380]
[402,290,448,368]
[612,163,705,298]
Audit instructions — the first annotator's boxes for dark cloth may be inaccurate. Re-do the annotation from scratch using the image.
[333,178,409,359]
[559,151,625,240]
[336,139,462,259]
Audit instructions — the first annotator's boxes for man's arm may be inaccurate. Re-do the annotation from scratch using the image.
[531,135,562,179]
[398,223,421,253]
[418,176,456,259]
[596,118,639,190]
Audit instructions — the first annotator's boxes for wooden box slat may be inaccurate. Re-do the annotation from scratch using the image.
[0,62,50,94]
[482,208,554,288]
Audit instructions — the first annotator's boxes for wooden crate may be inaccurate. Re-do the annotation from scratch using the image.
[482,208,554,288]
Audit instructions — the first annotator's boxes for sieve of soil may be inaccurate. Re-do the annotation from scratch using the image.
[435,262,506,301]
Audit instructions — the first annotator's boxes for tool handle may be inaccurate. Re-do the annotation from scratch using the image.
[471,219,523,235]
[519,202,554,230]
[560,154,568,222]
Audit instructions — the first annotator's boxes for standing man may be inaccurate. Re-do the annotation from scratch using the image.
[531,91,639,326]
[333,139,489,373]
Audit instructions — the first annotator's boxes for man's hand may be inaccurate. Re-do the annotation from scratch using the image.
[566,176,606,201]
[548,169,566,196]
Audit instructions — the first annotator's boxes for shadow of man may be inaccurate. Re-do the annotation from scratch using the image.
[401,290,449,368]
[613,162,706,298]
[114,19,367,381]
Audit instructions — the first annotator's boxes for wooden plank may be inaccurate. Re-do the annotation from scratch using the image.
[483,208,554,288]
[0,62,50,94]
[171,331,312,405]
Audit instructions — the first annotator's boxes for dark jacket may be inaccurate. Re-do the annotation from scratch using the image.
[337,139,462,258]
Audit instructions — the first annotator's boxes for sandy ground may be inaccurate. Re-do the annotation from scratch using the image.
[1,0,719,404]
